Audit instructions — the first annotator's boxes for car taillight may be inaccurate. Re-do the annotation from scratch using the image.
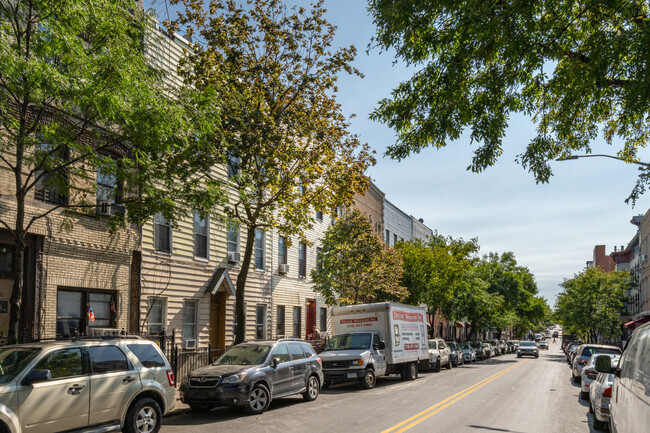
[602,387,612,398]
[317,357,322,367]
[166,369,175,387]
[578,359,587,365]
[585,369,597,379]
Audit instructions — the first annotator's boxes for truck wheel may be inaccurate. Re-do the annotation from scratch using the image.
[403,362,417,381]
[434,358,441,372]
[360,368,376,389]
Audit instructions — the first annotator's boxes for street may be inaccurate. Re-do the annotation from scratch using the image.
[161,341,598,433]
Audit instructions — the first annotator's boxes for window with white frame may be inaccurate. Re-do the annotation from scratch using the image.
[293,306,302,338]
[148,297,167,335]
[194,210,209,259]
[96,156,121,209]
[316,210,323,221]
[182,300,198,341]
[278,236,287,265]
[256,304,267,339]
[227,223,239,259]
[298,242,307,277]
[254,228,265,270]
[154,212,172,253]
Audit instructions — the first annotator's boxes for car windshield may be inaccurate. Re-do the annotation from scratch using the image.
[582,347,621,358]
[428,341,437,350]
[324,333,372,351]
[520,342,536,347]
[447,342,458,350]
[213,344,271,366]
[461,343,472,350]
[0,347,41,383]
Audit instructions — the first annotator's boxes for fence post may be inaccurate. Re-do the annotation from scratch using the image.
[160,328,167,353]
[171,328,178,381]
[208,343,212,364]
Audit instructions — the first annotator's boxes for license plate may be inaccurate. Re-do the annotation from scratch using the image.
[347,372,356,379]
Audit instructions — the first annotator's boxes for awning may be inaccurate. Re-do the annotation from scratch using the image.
[455,321,465,328]
[205,267,236,296]
[624,320,636,328]
[624,316,650,329]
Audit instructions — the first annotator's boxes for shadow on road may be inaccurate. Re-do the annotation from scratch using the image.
[467,425,525,433]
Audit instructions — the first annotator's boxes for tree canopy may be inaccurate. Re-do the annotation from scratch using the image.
[167,0,375,343]
[311,209,406,305]
[368,0,650,203]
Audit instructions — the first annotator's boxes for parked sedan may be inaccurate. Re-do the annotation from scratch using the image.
[589,368,616,430]
[469,341,487,360]
[445,341,464,367]
[517,341,539,358]
[487,340,501,356]
[180,339,323,414]
[482,343,494,359]
[571,344,621,384]
[580,354,620,401]
[428,339,452,371]
[460,343,477,363]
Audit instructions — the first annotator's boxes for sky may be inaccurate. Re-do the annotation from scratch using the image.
[147,0,650,306]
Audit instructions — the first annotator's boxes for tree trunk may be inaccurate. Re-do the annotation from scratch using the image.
[8,191,26,345]
[234,225,256,345]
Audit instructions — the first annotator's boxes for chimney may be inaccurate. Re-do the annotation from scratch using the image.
[418,218,424,223]
[614,246,617,252]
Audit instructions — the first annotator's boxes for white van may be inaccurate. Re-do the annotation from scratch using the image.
[596,320,650,433]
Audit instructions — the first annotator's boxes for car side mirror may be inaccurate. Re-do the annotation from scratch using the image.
[594,355,613,374]
[22,369,52,386]
[373,341,386,350]
[272,357,280,369]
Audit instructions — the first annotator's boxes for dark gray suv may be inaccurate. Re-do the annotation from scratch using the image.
[179,339,323,414]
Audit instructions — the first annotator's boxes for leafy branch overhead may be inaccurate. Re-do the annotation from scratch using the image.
[369,0,650,203]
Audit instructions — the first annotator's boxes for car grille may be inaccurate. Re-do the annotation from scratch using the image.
[189,376,220,388]
[324,360,351,369]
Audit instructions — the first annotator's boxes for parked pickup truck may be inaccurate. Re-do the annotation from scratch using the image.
[319,302,429,390]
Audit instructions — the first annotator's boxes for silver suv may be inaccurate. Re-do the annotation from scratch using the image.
[0,337,176,433]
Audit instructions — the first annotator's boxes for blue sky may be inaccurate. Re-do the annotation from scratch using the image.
[148,0,650,306]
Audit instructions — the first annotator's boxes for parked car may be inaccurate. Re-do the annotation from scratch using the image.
[517,341,539,358]
[445,341,464,367]
[499,340,509,354]
[469,341,486,360]
[571,344,621,384]
[552,331,559,338]
[482,343,494,359]
[538,340,549,350]
[460,343,477,363]
[567,343,581,364]
[580,354,620,401]
[428,339,452,371]
[180,339,323,414]
[595,321,650,433]
[507,340,519,353]
[0,337,176,433]
[487,340,501,356]
[589,368,616,431]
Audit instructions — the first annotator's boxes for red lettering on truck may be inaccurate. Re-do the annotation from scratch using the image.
[392,311,424,322]
[404,343,419,350]
[340,317,379,324]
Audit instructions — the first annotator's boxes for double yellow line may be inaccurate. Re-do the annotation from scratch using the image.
[382,360,530,433]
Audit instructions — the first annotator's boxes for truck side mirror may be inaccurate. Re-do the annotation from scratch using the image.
[272,357,280,369]
[594,355,613,374]
[373,341,386,350]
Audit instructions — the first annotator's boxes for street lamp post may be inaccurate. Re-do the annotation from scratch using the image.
[555,154,650,168]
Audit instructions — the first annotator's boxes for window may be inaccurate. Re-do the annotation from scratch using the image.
[182,300,198,341]
[34,348,84,379]
[298,242,307,277]
[34,142,67,205]
[147,297,166,335]
[316,210,323,221]
[154,212,172,253]
[288,343,305,360]
[320,307,327,332]
[299,184,306,196]
[270,343,290,363]
[293,306,302,338]
[194,210,208,259]
[56,289,116,338]
[300,342,316,358]
[96,156,122,212]
[127,344,166,368]
[385,229,390,244]
[227,223,239,259]
[256,305,267,339]
[278,236,287,265]
[276,306,285,337]
[316,247,323,271]
[394,234,397,245]
[228,153,240,178]
[0,245,12,273]
[89,346,129,374]
[254,229,265,270]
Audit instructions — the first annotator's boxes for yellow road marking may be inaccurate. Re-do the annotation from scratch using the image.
[381,360,530,433]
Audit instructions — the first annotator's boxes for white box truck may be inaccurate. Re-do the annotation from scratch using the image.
[319,302,429,389]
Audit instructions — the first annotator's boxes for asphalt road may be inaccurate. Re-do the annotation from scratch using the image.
[160,341,600,433]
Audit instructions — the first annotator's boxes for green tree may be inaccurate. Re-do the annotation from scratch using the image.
[555,266,628,343]
[0,0,223,343]
[396,234,478,333]
[369,0,650,202]
[311,209,406,305]
[169,0,375,343]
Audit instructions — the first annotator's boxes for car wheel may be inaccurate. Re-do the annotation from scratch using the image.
[434,358,441,372]
[580,391,589,400]
[360,368,376,389]
[188,404,211,412]
[517,354,521,358]
[123,397,162,433]
[246,384,271,415]
[593,417,607,431]
[573,375,580,384]
[303,375,320,401]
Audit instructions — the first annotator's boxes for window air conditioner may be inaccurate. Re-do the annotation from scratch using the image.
[183,338,197,349]
[97,200,112,215]
[227,252,240,263]
[278,264,289,274]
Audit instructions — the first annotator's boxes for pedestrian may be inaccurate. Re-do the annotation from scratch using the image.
[309,326,321,341]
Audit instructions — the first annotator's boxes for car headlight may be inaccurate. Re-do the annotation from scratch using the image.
[222,373,247,384]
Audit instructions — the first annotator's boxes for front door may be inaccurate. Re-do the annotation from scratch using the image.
[306,299,316,339]
[268,343,293,396]
[210,292,226,352]
[18,347,89,433]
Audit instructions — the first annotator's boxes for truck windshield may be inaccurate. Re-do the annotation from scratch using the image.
[0,347,41,384]
[323,333,372,351]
